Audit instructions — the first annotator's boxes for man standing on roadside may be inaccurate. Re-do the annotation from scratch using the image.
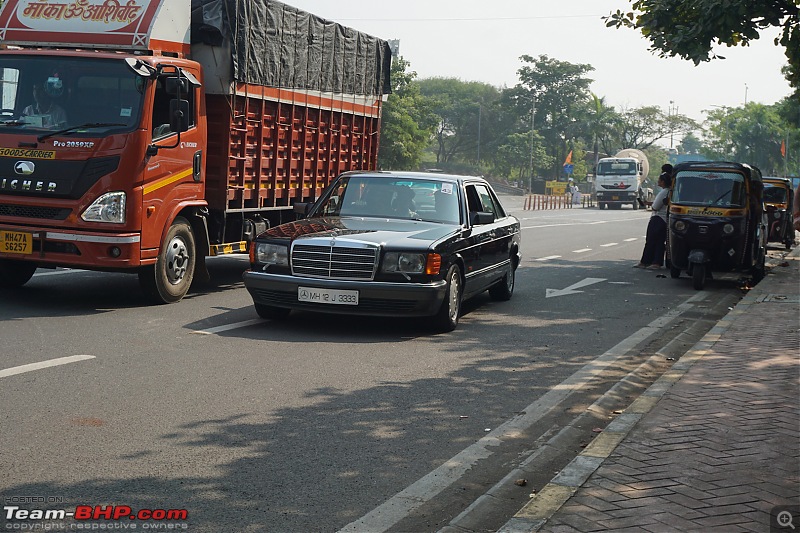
[634,164,673,269]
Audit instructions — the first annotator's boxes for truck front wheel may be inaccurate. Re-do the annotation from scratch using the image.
[0,259,37,288]
[139,217,196,303]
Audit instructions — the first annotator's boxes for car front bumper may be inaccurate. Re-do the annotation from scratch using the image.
[243,271,448,317]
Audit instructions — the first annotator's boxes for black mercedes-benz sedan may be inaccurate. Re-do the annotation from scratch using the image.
[242,171,521,331]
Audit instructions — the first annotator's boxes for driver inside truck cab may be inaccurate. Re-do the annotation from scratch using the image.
[22,82,67,128]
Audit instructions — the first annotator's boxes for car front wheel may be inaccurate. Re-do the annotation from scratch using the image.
[433,265,462,332]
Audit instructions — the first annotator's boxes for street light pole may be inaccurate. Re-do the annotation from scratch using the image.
[477,103,481,167]
[669,100,675,149]
[529,95,536,192]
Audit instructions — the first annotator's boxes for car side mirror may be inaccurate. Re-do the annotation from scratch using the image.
[294,202,311,219]
[471,211,495,225]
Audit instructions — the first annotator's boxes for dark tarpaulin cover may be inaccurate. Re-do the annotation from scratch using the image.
[190,0,391,96]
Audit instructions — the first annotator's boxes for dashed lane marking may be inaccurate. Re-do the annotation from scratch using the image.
[572,248,592,253]
[535,255,562,261]
[0,355,95,379]
[600,243,618,247]
[192,319,264,335]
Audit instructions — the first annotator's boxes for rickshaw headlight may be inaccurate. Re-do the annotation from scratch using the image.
[773,211,782,219]
[674,220,687,232]
[723,223,735,235]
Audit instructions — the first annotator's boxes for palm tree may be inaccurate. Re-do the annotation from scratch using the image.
[585,94,617,173]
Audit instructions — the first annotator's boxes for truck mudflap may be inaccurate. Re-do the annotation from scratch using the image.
[0,225,143,269]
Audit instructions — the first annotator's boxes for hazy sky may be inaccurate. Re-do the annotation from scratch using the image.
[288,0,792,125]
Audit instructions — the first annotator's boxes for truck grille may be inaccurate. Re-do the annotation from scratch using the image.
[0,204,71,220]
[291,243,378,280]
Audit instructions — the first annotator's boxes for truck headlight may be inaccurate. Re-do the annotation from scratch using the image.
[81,191,126,224]
[255,243,288,266]
[382,252,426,273]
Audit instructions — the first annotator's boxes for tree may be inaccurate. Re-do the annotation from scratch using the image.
[678,132,704,155]
[495,131,552,181]
[507,55,595,178]
[378,57,437,170]
[607,106,698,152]
[417,78,504,167]
[702,103,791,174]
[581,94,619,171]
[605,0,800,93]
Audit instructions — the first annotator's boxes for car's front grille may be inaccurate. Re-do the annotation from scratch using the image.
[291,243,378,280]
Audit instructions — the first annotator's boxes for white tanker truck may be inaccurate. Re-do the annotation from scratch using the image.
[594,149,654,210]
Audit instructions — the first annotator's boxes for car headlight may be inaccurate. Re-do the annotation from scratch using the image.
[723,223,735,235]
[382,252,426,273]
[81,191,126,224]
[255,243,288,266]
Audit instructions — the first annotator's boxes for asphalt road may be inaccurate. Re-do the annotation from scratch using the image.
[0,198,749,532]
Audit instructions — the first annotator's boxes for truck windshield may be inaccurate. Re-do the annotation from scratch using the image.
[671,171,746,207]
[0,56,143,135]
[597,161,637,176]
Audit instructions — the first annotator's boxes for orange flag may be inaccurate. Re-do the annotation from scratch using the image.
[781,139,786,158]
[563,150,573,165]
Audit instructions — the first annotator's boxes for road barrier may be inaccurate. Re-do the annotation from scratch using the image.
[523,193,596,210]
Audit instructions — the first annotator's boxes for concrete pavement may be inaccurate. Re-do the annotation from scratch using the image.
[498,246,800,533]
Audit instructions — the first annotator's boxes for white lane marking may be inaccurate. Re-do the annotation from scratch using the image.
[337,294,706,533]
[0,355,95,379]
[192,319,264,335]
[609,282,633,285]
[600,242,618,247]
[572,248,592,253]
[535,255,561,262]
[546,277,607,298]
[34,269,82,277]
[624,238,638,242]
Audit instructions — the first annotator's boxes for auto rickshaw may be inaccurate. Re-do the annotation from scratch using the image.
[763,177,795,250]
[667,161,767,290]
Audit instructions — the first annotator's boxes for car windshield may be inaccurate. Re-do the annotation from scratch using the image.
[597,161,637,176]
[671,171,746,207]
[313,176,462,224]
[763,184,788,203]
[0,55,143,135]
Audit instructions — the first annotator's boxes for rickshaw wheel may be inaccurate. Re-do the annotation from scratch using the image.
[692,264,706,290]
[670,266,681,279]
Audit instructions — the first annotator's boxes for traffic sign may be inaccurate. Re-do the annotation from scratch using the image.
[563,164,574,174]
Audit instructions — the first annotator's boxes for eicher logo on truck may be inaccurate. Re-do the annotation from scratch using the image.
[0,178,58,193]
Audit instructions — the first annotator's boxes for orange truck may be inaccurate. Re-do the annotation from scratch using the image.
[0,0,391,302]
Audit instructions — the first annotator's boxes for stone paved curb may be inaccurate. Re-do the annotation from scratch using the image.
[497,247,800,533]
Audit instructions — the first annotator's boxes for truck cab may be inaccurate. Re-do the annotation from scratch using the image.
[0,0,390,303]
